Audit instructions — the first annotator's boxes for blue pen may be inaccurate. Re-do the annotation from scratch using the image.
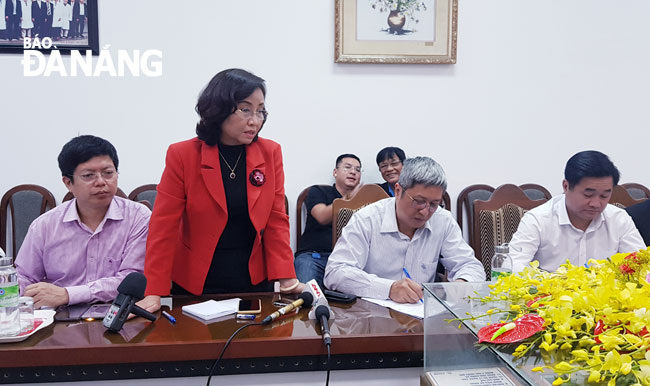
[402,268,424,303]
[161,310,176,324]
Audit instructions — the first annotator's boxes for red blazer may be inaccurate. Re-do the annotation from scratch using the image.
[144,137,295,296]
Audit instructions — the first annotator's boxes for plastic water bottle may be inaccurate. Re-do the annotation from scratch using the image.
[0,257,20,337]
[491,244,513,282]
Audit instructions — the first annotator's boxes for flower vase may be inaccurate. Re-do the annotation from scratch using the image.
[387,10,406,34]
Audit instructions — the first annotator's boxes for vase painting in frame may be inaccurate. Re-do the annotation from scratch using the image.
[335,0,457,64]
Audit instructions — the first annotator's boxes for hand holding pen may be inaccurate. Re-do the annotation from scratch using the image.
[388,268,424,304]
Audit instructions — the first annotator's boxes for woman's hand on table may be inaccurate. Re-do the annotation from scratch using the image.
[279,278,305,294]
[136,295,161,314]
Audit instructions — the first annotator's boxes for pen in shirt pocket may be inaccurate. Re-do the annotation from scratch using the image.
[402,268,424,303]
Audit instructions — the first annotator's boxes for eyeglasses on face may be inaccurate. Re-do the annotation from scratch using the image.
[338,164,362,173]
[379,160,402,171]
[405,191,439,213]
[234,107,268,121]
[74,169,118,183]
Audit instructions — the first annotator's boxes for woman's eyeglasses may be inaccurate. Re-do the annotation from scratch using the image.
[235,107,268,121]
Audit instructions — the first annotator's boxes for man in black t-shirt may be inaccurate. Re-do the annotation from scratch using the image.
[294,154,362,289]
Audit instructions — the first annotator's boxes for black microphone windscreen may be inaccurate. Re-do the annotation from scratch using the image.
[315,304,330,320]
[299,291,314,307]
[116,272,147,299]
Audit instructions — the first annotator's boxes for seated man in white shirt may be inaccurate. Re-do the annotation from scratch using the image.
[324,157,485,304]
[510,150,644,273]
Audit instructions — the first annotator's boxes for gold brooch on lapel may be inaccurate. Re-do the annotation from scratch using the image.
[249,169,265,186]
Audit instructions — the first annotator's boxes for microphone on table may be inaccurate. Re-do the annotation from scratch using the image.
[263,291,313,325]
[103,272,157,332]
[262,279,326,325]
[315,304,332,346]
[307,280,333,320]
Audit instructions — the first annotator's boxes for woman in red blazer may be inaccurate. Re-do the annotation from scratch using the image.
[139,69,303,312]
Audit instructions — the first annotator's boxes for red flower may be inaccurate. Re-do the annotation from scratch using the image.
[594,319,605,343]
[478,314,545,344]
[620,264,635,274]
[249,169,265,186]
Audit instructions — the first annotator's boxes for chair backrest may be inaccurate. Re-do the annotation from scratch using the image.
[519,183,552,201]
[609,185,647,208]
[63,187,127,202]
[1,184,56,257]
[472,184,548,280]
[441,191,451,212]
[295,186,311,251]
[456,184,495,242]
[295,185,331,251]
[621,183,650,200]
[128,184,158,210]
[457,183,552,241]
[331,184,389,248]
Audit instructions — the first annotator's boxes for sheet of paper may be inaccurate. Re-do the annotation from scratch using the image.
[361,297,424,319]
[425,368,516,386]
[181,298,240,320]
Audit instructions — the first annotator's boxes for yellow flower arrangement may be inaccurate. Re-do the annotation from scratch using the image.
[467,247,650,386]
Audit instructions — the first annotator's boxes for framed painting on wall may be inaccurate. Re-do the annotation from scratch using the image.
[335,0,457,64]
[0,0,98,54]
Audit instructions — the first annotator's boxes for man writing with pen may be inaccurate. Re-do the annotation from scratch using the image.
[324,157,485,304]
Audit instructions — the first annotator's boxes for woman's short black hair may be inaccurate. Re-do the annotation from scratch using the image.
[564,150,620,189]
[58,135,119,182]
[376,146,406,165]
[195,68,266,146]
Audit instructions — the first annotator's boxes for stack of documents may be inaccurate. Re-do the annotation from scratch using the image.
[362,298,424,319]
[181,298,241,321]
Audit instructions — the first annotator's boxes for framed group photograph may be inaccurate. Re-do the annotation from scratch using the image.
[335,0,457,64]
[0,0,98,54]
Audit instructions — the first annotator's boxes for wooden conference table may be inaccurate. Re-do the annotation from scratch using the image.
[0,293,424,384]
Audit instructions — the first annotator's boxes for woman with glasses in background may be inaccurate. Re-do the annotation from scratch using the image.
[376,147,405,197]
[139,69,303,313]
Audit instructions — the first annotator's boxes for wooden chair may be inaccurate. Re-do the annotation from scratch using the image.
[519,184,552,201]
[295,185,331,251]
[62,188,127,202]
[1,184,56,257]
[472,184,548,280]
[622,183,650,200]
[441,191,451,212]
[331,184,389,248]
[295,186,311,251]
[456,184,495,242]
[609,185,647,208]
[128,184,157,210]
[457,183,552,241]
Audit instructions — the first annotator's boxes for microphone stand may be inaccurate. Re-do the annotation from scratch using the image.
[315,304,332,386]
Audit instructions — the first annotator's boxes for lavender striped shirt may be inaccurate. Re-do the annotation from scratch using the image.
[16,197,150,305]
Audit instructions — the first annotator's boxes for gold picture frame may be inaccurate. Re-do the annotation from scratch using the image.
[335,0,458,64]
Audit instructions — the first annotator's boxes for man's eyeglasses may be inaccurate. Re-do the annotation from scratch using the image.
[338,164,362,173]
[74,169,118,183]
[378,160,402,171]
[405,191,439,213]
[235,107,268,121]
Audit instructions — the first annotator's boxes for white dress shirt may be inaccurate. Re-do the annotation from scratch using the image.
[324,198,485,300]
[510,194,645,273]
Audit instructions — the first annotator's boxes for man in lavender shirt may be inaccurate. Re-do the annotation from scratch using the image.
[16,135,151,309]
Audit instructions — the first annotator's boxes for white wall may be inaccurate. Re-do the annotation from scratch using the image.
[2,0,649,249]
